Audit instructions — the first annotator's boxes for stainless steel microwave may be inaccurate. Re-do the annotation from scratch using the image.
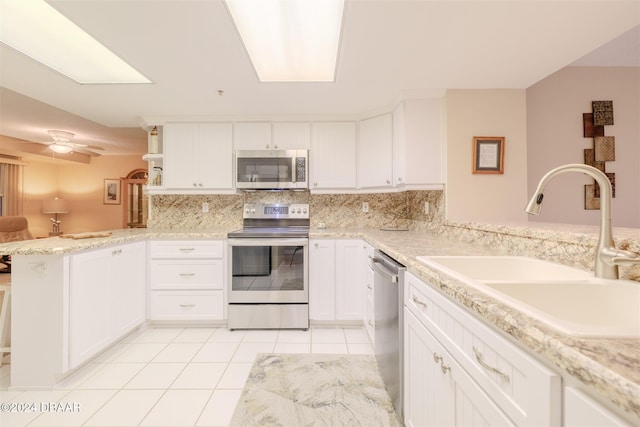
[235,150,308,190]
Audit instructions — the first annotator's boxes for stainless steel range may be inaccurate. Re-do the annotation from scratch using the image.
[227,203,309,330]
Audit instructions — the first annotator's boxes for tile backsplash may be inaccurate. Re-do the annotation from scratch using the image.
[148,190,445,230]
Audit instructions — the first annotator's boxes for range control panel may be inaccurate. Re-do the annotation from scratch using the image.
[243,203,309,219]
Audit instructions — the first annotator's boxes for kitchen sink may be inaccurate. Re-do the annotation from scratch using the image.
[416,256,640,338]
[416,256,592,282]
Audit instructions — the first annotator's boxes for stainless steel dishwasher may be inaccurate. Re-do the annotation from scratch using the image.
[371,249,406,422]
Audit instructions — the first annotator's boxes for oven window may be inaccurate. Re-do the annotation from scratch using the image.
[237,157,292,183]
[232,245,304,291]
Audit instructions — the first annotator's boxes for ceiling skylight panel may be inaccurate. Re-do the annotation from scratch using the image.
[225,0,344,82]
[0,0,151,84]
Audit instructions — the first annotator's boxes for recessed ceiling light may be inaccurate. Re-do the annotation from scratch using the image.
[225,0,345,82]
[0,0,151,84]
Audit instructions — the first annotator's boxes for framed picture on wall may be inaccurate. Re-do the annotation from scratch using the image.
[472,136,505,174]
[103,179,121,205]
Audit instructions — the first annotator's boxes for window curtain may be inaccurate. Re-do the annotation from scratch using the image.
[0,162,24,216]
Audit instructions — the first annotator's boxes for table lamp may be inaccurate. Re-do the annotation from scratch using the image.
[43,197,69,236]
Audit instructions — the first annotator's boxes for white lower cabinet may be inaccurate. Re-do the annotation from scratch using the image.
[148,240,225,321]
[404,271,562,427]
[69,241,146,369]
[564,387,631,427]
[309,239,364,322]
[405,309,513,426]
[363,241,375,344]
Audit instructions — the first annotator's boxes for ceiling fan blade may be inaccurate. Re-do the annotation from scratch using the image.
[72,147,102,157]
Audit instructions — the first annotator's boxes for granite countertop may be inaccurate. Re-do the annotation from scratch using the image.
[1,226,638,421]
[312,227,640,423]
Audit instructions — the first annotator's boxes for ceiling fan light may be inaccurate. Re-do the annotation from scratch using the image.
[49,143,73,154]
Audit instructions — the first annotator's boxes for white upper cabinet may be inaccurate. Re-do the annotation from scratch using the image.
[233,122,272,150]
[272,122,310,150]
[164,122,233,191]
[393,98,444,187]
[234,122,310,150]
[310,122,357,190]
[357,113,393,189]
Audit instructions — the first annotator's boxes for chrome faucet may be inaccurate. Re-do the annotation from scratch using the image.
[525,163,640,279]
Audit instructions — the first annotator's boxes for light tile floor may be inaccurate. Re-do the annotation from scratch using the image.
[0,326,373,427]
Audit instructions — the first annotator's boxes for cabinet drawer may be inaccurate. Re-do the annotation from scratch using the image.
[149,240,224,259]
[149,290,223,320]
[149,260,223,290]
[405,271,561,427]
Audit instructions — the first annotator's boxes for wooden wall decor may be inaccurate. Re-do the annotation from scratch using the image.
[582,101,615,210]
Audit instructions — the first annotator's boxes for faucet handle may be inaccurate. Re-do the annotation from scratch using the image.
[610,249,640,266]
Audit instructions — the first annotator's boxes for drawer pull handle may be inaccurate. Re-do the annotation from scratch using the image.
[412,295,427,309]
[433,353,443,364]
[367,284,373,290]
[473,346,510,383]
[179,304,196,308]
[179,273,196,277]
[179,247,195,252]
[440,363,451,374]
[368,320,374,326]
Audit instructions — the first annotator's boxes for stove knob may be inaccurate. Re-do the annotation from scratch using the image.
[303,208,307,214]
[244,208,250,214]
[251,208,256,214]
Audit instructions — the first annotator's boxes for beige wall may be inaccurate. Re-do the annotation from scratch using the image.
[526,66,640,228]
[445,89,529,223]
[23,156,147,236]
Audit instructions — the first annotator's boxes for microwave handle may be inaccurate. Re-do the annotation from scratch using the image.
[292,157,297,183]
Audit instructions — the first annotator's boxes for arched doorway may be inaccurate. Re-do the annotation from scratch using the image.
[122,169,148,228]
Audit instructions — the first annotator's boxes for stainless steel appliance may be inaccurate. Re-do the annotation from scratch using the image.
[235,150,308,190]
[227,203,309,329]
[371,249,406,422]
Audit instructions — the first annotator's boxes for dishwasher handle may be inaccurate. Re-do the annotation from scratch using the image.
[371,257,399,283]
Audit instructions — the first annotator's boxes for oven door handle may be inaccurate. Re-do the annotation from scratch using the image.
[228,237,309,247]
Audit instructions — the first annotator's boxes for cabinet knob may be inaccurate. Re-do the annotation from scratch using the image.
[398,177,403,182]
[386,179,391,185]
[314,182,318,187]
[193,183,197,187]
[266,144,270,149]
[199,183,203,187]
[274,144,278,149]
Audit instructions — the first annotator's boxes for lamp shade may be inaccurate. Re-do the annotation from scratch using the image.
[43,197,69,214]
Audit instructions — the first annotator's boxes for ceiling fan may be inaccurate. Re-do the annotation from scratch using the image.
[43,130,104,156]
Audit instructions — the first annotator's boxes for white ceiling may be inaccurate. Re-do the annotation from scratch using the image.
[0,0,638,160]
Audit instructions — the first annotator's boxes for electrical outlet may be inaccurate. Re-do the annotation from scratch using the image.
[424,201,430,215]
[202,202,209,213]
[362,202,369,213]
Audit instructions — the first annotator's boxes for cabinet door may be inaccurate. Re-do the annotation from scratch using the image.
[405,308,453,427]
[234,122,272,150]
[113,242,146,337]
[335,239,364,320]
[69,247,113,368]
[198,123,233,189]
[309,239,336,320]
[310,122,357,190]
[272,122,310,149]
[363,242,375,344]
[393,99,444,186]
[357,114,393,188]
[564,387,631,427]
[164,123,198,188]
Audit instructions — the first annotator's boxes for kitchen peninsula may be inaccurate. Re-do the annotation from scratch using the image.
[1,224,638,426]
